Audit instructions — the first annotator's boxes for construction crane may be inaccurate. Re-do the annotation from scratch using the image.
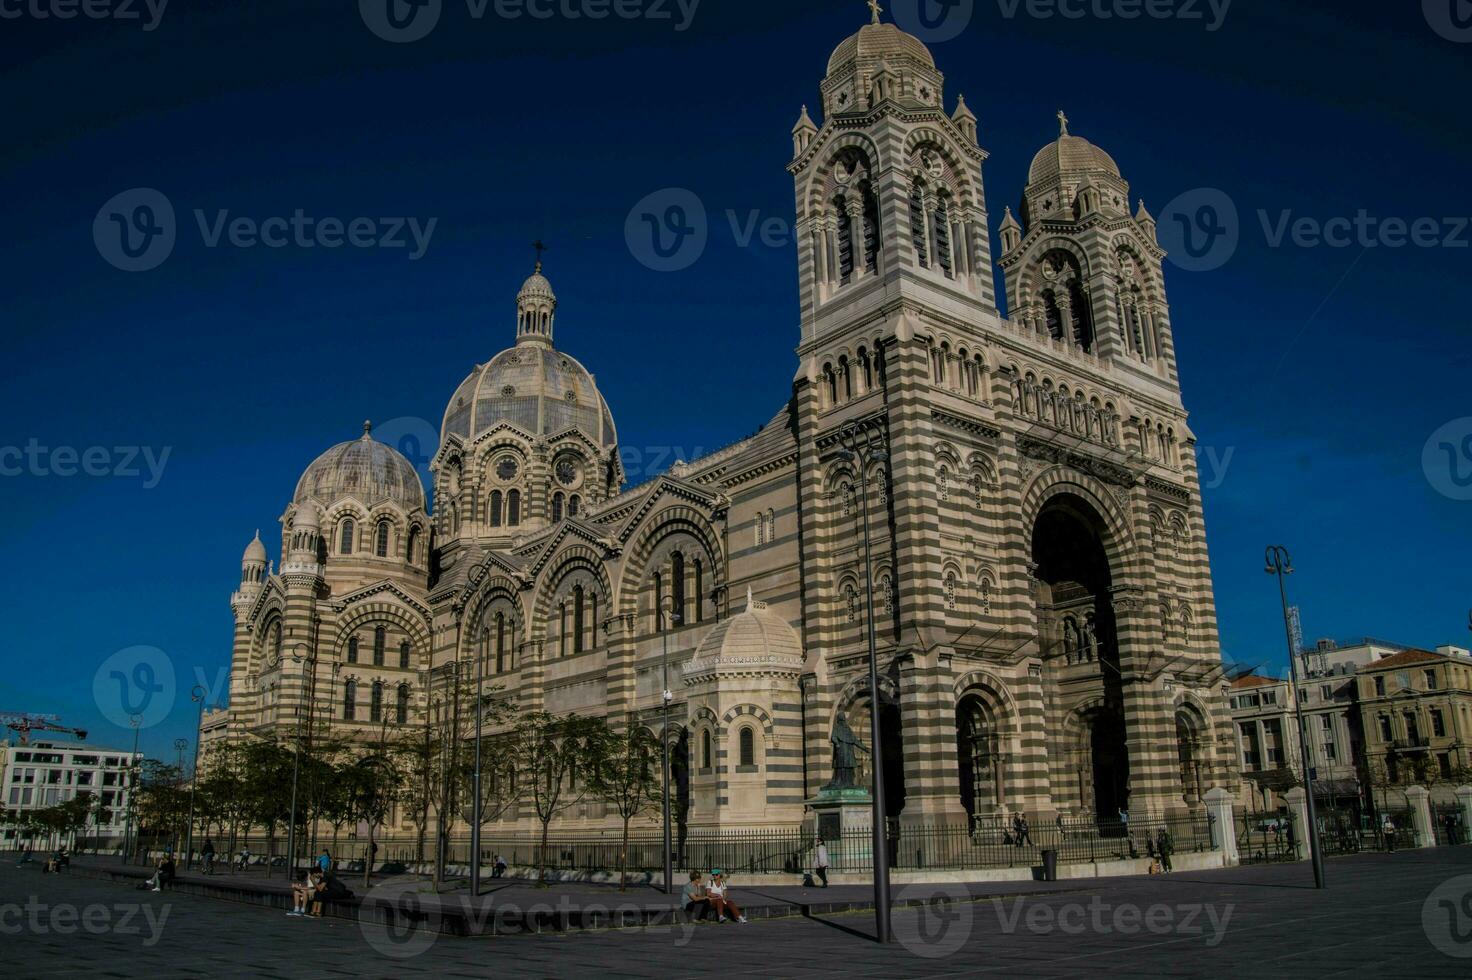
[0,713,88,746]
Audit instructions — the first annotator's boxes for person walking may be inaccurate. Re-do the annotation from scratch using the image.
[493,854,508,878]
[1156,828,1173,874]
[813,838,831,888]
[1382,814,1397,852]
[1013,813,1032,847]
[201,839,216,875]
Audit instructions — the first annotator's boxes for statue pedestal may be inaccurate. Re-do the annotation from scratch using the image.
[805,787,874,871]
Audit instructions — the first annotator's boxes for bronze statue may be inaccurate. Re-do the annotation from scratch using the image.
[825,713,869,790]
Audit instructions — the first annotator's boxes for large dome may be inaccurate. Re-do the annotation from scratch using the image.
[1028,133,1121,186]
[827,21,936,76]
[441,345,617,449]
[294,423,426,511]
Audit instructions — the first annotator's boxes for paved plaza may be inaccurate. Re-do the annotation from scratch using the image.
[5,848,1472,978]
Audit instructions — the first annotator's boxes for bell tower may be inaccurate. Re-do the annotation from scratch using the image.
[788,7,996,345]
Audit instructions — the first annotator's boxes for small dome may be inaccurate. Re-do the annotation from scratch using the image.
[294,502,321,531]
[294,423,426,512]
[243,530,268,563]
[827,22,936,76]
[689,590,803,670]
[518,269,555,304]
[1028,133,1121,186]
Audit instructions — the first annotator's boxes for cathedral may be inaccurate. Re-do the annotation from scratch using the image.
[217,10,1238,839]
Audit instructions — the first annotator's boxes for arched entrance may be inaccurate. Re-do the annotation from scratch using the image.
[843,696,908,819]
[1033,493,1130,819]
[956,694,1001,825]
[1175,706,1206,804]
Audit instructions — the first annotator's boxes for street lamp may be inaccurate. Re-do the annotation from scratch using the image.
[172,738,188,856]
[1266,545,1326,889]
[122,713,141,865]
[283,640,318,879]
[660,595,681,895]
[835,418,893,944]
[185,685,207,868]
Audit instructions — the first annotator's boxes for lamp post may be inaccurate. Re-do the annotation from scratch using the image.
[185,685,207,868]
[172,738,188,857]
[836,419,892,944]
[284,641,317,879]
[660,596,681,895]
[122,713,141,865]
[471,627,486,897]
[1266,545,1325,889]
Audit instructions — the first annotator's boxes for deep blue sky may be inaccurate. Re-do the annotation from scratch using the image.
[2,0,1468,762]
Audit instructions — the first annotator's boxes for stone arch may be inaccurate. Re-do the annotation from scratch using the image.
[457,577,528,661]
[800,131,884,214]
[1019,470,1140,585]
[531,543,614,641]
[616,506,725,620]
[333,600,433,662]
[721,703,776,746]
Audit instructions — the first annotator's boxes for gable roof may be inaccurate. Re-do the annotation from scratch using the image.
[1361,648,1444,671]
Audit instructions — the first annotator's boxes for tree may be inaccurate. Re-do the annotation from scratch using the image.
[133,761,186,859]
[591,717,663,891]
[345,722,402,889]
[239,740,295,875]
[502,711,611,882]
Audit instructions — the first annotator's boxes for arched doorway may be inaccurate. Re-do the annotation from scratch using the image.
[1033,494,1129,819]
[957,694,1001,825]
[1175,706,1206,804]
[843,696,908,820]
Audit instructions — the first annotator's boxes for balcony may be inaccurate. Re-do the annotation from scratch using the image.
[1389,738,1431,754]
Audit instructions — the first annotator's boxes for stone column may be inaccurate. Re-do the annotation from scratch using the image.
[1405,786,1435,848]
[1203,787,1238,865]
[1284,787,1309,861]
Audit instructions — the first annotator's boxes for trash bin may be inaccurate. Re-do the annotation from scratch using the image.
[1040,849,1058,882]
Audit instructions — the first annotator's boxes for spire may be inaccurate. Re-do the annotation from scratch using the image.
[362,420,373,440]
[868,0,882,25]
[999,206,1021,231]
[1057,109,1069,137]
[516,248,557,347]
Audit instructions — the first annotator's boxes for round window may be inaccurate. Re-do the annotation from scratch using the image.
[496,456,520,482]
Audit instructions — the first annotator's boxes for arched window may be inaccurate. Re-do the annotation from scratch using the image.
[694,559,704,624]
[937,466,950,502]
[944,571,958,611]
[589,590,599,648]
[844,582,859,622]
[979,577,994,615]
[559,601,569,657]
[573,584,585,654]
[910,185,929,266]
[569,494,581,517]
[654,570,664,632]
[702,729,713,769]
[881,573,894,616]
[507,490,521,527]
[373,626,386,667]
[1043,293,1064,341]
[671,552,686,627]
[375,521,391,558]
[406,526,420,564]
[495,612,507,673]
[396,684,409,724]
[739,728,755,768]
[347,637,359,664]
[489,491,503,528]
[339,519,355,555]
[399,640,410,670]
[343,680,357,721]
[552,492,564,524]
[370,681,383,723]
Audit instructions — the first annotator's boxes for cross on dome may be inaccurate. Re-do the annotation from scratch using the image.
[1057,110,1070,137]
[868,0,883,24]
[532,239,547,274]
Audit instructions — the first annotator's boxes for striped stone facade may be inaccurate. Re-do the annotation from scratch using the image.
[212,15,1238,839]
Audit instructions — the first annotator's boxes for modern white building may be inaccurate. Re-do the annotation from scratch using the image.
[1,738,141,846]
